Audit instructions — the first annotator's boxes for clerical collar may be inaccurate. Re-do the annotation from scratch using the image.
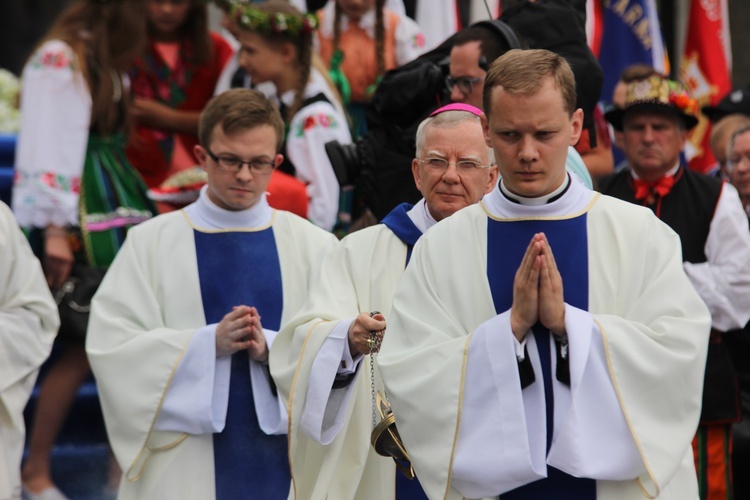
[406,198,437,234]
[483,171,595,219]
[630,162,680,180]
[184,186,273,230]
[499,174,571,206]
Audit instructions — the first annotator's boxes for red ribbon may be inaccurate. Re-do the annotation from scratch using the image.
[633,176,675,202]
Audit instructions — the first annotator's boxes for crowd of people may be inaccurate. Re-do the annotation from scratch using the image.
[3,1,750,500]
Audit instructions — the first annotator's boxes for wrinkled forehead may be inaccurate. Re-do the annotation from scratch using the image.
[421,121,488,155]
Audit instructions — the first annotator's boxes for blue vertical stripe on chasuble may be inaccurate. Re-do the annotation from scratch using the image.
[486,215,595,499]
[194,228,290,500]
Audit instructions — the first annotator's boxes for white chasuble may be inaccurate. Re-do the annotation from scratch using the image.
[87,199,335,500]
[377,179,710,500]
[0,202,58,500]
[270,203,426,500]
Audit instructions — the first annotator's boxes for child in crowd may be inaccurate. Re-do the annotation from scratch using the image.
[127,0,233,206]
[317,0,425,136]
[233,0,352,231]
[12,1,155,498]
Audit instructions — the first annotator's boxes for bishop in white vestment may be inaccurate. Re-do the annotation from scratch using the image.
[270,104,498,499]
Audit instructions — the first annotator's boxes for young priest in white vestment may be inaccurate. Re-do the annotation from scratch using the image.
[87,89,336,500]
[377,49,711,500]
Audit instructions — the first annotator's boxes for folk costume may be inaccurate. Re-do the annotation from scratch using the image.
[377,174,711,500]
[273,69,352,231]
[87,188,336,499]
[0,201,58,500]
[317,0,425,135]
[13,39,154,269]
[271,199,433,500]
[602,75,750,500]
[127,32,234,189]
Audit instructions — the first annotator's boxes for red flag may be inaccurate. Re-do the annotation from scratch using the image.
[586,0,604,58]
[680,0,732,174]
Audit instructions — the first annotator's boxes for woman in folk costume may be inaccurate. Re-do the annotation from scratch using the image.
[317,0,425,137]
[233,0,352,232]
[126,0,234,205]
[12,0,155,497]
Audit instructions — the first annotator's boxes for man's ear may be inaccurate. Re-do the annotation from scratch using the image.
[484,165,499,194]
[481,112,492,148]
[274,153,284,168]
[569,108,584,147]
[194,145,208,169]
[412,158,422,191]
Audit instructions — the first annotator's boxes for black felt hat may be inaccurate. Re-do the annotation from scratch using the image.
[702,85,750,123]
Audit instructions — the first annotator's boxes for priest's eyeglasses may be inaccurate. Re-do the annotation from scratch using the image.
[445,75,483,96]
[417,157,489,173]
[206,148,275,175]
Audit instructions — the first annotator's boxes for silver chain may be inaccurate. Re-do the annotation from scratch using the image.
[369,349,377,428]
[368,311,383,428]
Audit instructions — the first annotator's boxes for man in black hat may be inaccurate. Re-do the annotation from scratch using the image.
[600,74,750,500]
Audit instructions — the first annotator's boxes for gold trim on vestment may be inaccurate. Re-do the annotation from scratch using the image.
[480,192,601,222]
[286,319,329,499]
[597,319,660,499]
[180,208,276,233]
[444,333,473,500]
[126,331,195,482]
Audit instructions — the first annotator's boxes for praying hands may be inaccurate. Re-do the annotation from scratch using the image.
[215,305,268,361]
[510,233,566,342]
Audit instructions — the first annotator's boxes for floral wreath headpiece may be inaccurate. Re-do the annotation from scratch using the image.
[230,2,319,37]
[605,74,700,131]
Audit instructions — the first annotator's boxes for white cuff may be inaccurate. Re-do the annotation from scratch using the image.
[155,325,231,434]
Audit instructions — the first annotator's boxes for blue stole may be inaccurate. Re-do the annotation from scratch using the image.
[381,203,429,500]
[486,214,596,499]
[194,228,290,500]
[381,203,422,265]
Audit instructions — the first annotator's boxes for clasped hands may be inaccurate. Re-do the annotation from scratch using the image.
[348,312,387,356]
[510,233,566,342]
[216,305,268,362]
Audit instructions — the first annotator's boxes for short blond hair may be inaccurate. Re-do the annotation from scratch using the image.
[482,49,576,118]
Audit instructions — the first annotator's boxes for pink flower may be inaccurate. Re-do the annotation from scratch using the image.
[41,172,56,187]
[318,114,331,127]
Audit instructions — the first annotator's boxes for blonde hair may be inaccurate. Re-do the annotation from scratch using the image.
[483,49,576,118]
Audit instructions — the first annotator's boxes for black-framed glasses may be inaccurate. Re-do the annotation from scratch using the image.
[205,148,275,175]
[445,75,483,96]
[417,157,488,173]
